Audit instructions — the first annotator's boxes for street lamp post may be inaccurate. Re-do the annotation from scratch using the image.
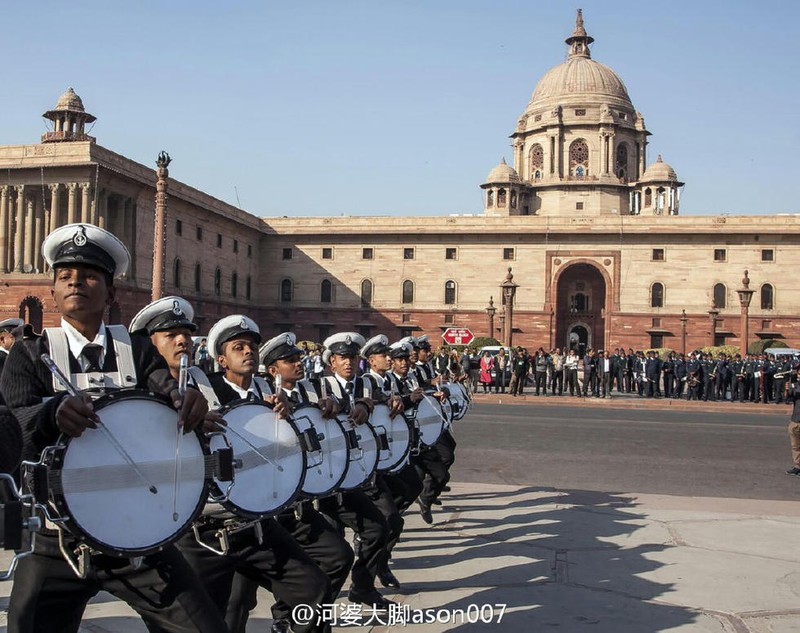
[679,309,688,355]
[485,296,496,340]
[500,267,519,347]
[708,300,719,348]
[736,270,755,356]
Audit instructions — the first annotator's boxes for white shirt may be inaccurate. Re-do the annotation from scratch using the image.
[60,318,107,372]
[223,375,260,400]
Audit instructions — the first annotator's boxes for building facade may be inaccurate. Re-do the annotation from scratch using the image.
[0,12,797,354]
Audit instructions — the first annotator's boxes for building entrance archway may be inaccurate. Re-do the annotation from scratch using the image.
[556,262,606,353]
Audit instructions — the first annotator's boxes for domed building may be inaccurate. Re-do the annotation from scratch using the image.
[483,10,683,218]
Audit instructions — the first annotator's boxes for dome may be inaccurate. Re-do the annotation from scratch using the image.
[522,10,634,117]
[640,155,678,182]
[485,158,520,184]
[54,88,87,113]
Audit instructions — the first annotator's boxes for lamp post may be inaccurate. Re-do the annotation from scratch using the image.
[485,296,496,340]
[736,270,755,356]
[679,309,688,355]
[152,151,171,301]
[708,300,719,348]
[500,267,519,347]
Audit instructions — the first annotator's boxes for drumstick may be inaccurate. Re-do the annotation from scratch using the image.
[41,354,158,495]
[172,354,189,522]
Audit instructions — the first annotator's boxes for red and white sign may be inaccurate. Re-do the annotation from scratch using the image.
[442,328,474,346]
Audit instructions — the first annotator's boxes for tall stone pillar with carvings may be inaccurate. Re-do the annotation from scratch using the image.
[67,182,78,224]
[0,186,8,273]
[152,152,171,300]
[80,183,91,223]
[49,184,61,234]
[13,186,24,272]
[500,268,519,347]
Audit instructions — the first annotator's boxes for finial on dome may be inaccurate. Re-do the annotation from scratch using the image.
[656,154,663,163]
[500,157,507,165]
[566,9,594,58]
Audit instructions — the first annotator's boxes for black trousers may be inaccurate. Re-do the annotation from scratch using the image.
[383,463,424,514]
[224,504,353,632]
[177,518,331,633]
[317,490,389,594]
[413,443,449,508]
[8,533,227,633]
[566,368,578,395]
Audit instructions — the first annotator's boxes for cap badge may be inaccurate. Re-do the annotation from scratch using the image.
[172,300,184,316]
[72,226,88,247]
[285,334,292,345]
[239,318,248,330]
[345,335,352,345]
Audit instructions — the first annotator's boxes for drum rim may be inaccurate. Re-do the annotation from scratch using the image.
[371,403,412,473]
[51,390,210,557]
[337,415,380,491]
[211,401,307,519]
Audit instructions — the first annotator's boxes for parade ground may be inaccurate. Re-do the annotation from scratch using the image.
[2,397,799,632]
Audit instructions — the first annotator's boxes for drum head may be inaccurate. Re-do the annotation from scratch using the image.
[291,405,349,497]
[339,417,380,491]
[55,390,208,557]
[211,401,306,518]
[371,404,411,473]
[415,396,445,447]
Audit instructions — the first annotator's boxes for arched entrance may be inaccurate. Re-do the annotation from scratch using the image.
[556,263,606,353]
[19,296,43,333]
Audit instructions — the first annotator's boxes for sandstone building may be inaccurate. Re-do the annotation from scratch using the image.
[0,11,797,354]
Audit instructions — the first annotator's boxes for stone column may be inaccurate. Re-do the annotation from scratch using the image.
[33,196,43,272]
[49,184,61,234]
[23,196,34,270]
[0,186,8,273]
[80,183,91,223]
[152,153,171,300]
[97,190,107,229]
[67,182,78,224]
[13,186,24,272]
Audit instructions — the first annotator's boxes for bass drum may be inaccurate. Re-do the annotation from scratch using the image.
[409,395,445,448]
[338,416,380,491]
[444,382,470,421]
[371,403,412,473]
[41,390,208,557]
[289,404,349,498]
[210,400,306,519]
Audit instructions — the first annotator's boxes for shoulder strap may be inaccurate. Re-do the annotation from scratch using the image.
[253,376,273,398]
[188,366,221,410]
[107,325,137,388]
[297,379,320,404]
[44,328,72,392]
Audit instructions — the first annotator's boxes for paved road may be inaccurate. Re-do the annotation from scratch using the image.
[451,402,800,501]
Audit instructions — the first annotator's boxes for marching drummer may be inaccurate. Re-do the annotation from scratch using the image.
[361,334,423,589]
[0,317,23,405]
[314,332,395,610]
[135,310,332,633]
[0,224,226,633]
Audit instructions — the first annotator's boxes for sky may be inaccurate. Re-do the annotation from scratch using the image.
[2,1,798,217]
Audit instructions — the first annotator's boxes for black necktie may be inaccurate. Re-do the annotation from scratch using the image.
[289,391,301,404]
[345,382,354,398]
[82,344,103,372]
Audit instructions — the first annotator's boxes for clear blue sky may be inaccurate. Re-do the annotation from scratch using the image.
[2,1,797,217]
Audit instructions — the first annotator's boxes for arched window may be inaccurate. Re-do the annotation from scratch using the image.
[246,276,252,300]
[173,258,181,288]
[650,282,664,308]
[360,279,373,307]
[644,188,652,207]
[569,139,589,177]
[529,143,544,177]
[487,190,494,207]
[444,280,457,305]
[214,268,221,296]
[616,143,628,180]
[280,279,293,303]
[321,279,332,303]
[713,283,727,309]
[497,189,506,208]
[19,296,43,332]
[194,264,201,292]
[761,284,774,310]
[231,272,238,298]
[402,280,414,304]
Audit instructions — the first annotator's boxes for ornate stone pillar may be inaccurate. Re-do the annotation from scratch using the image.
[24,196,34,270]
[13,186,24,272]
[67,182,78,224]
[49,184,61,234]
[0,186,8,273]
[33,196,43,272]
[80,183,91,223]
[97,190,107,229]
[152,152,171,300]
